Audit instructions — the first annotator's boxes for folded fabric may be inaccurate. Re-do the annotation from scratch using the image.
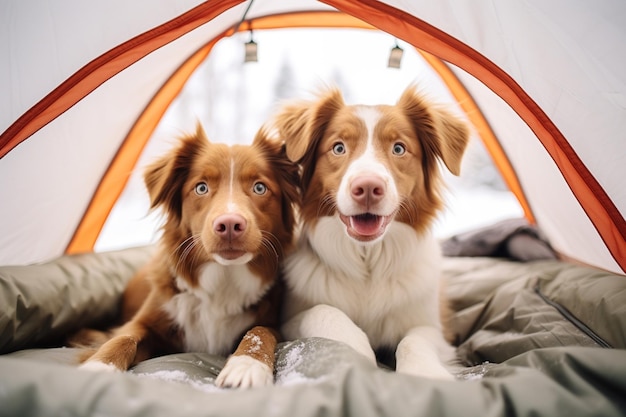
[441,218,557,261]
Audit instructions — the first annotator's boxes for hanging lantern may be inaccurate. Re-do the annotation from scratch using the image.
[388,41,404,69]
[244,31,258,63]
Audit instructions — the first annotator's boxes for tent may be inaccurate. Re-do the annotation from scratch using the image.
[1,1,625,417]
[1,0,625,274]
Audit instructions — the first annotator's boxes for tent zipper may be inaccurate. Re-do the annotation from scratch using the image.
[533,282,612,348]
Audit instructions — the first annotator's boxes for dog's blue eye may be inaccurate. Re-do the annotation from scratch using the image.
[253,182,267,195]
[194,182,209,195]
[392,143,406,156]
[332,142,346,155]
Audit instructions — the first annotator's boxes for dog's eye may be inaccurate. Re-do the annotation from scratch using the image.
[392,143,406,156]
[253,182,267,195]
[194,182,209,195]
[332,142,346,155]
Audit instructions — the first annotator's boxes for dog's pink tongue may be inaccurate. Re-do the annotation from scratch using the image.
[350,214,383,236]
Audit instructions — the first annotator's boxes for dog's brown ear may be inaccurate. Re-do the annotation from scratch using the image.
[274,102,311,163]
[274,89,345,163]
[274,89,344,194]
[397,85,470,176]
[144,129,207,220]
[195,121,210,144]
[252,128,301,231]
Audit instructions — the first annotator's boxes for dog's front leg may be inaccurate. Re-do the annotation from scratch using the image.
[395,326,456,380]
[216,326,277,388]
[79,321,148,372]
[79,335,140,372]
[282,304,377,364]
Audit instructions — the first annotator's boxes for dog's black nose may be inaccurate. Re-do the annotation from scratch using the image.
[213,214,247,240]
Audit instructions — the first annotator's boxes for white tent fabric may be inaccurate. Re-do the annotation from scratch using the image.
[452,69,621,272]
[1,0,624,275]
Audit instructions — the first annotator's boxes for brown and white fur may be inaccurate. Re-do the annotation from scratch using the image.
[274,86,469,380]
[76,124,299,388]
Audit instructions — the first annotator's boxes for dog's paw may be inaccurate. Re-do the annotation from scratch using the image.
[78,360,121,373]
[283,304,377,365]
[215,355,273,389]
[395,326,456,380]
[397,362,455,381]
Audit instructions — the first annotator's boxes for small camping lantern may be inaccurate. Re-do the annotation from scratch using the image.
[244,31,258,62]
[387,41,403,68]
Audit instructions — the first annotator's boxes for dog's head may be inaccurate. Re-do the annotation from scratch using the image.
[144,124,299,281]
[274,85,469,242]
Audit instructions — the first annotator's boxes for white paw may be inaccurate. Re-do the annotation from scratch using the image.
[395,327,456,380]
[79,360,120,373]
[396,361,455,380]
[282,304,377,365]
[215,355,273,389]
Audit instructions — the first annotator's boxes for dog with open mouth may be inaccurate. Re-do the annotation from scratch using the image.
[274,85,469,379]
[72,124,299,388]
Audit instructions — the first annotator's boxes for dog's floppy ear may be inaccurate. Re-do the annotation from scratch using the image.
[273,102,311,163]
[274,88,345,163]
[144,125,208,220]
[274,89,344,193]
[252,128,301,232]
[397,85,469,176]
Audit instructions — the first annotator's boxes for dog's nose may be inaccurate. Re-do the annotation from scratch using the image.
[351,176,385,207]
[213,214,247,240]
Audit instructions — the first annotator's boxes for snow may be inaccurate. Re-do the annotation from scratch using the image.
[274,342,313,387]
[133,370,224,393]
[454,362,492,381]
[132,342,320,393]
[243,333,262,354]
[133,338,496,392]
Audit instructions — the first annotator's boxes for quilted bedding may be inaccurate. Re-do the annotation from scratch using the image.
[1,244,625,417]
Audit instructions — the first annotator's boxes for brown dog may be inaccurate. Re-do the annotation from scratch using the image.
[75,124,299,388]
[275,86,469,379]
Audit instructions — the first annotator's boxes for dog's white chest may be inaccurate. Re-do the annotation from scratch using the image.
[283,217,442,346]
[163,263,267,355]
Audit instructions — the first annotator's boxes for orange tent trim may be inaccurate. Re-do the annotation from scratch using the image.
[66,11,535,255]
[324,0,625,271]
[0,0,245,160]
[419,51,535,224]
[4,1,621,271]
[65,12,376,254]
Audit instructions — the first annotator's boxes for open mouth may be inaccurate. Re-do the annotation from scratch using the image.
[339,213,392,242]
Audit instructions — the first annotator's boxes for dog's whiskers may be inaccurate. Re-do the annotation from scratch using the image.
[170,236,194,266]
[317,193,337,217]
[398,199,418,225]
[246,231,282,274]
[259,230,281,261]
[187,235,205,270]
[172,234,201,275]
